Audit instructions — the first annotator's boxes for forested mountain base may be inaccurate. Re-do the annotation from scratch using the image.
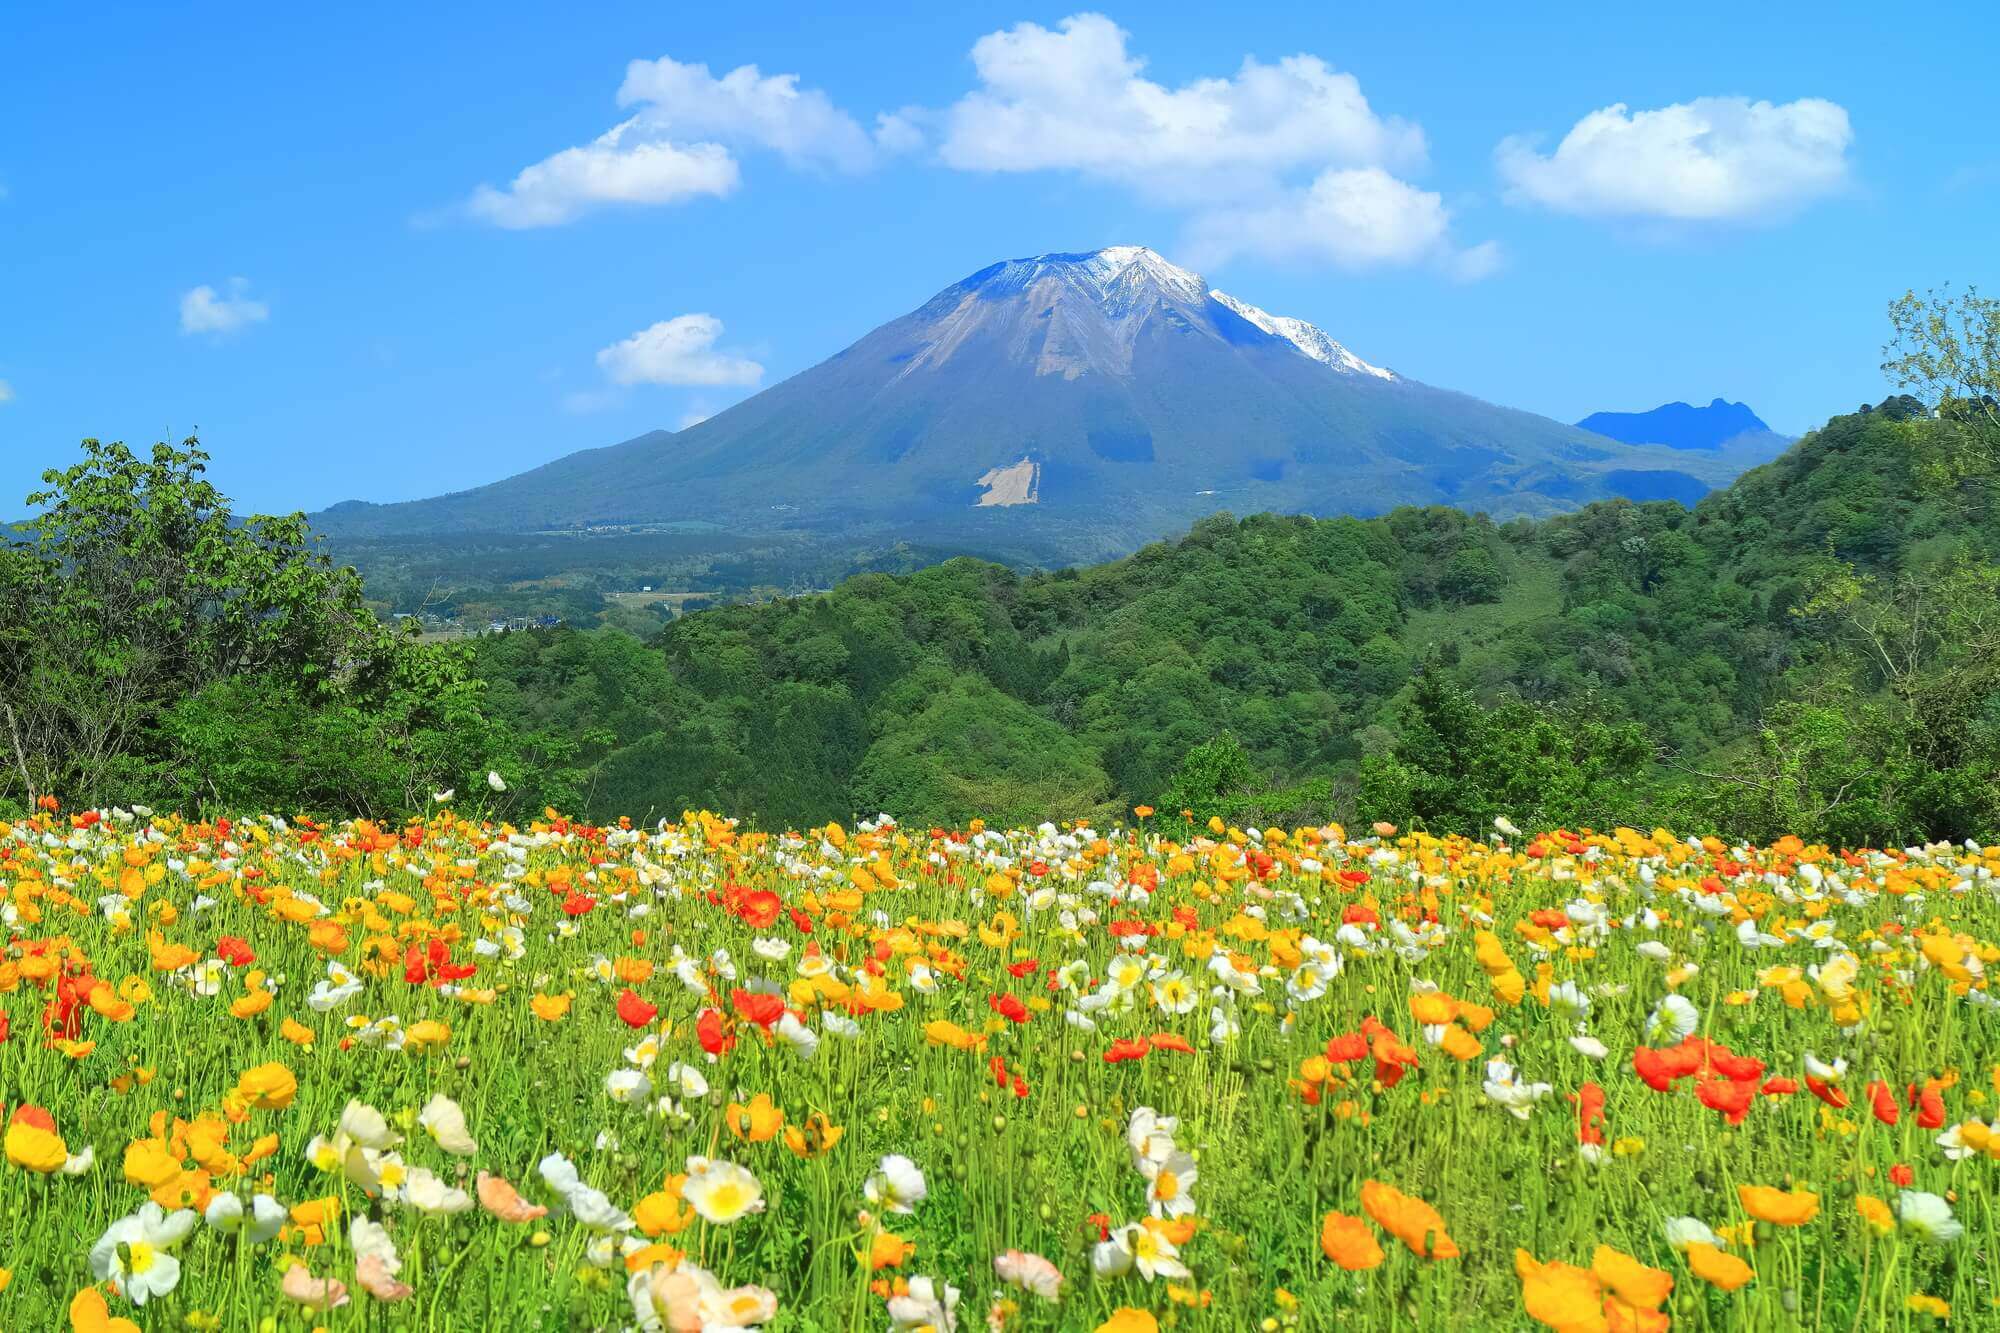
[457,395,1996,845]
[6,292,1999,847]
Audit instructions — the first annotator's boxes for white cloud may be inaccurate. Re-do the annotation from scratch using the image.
[939,13,1422,201]
[932,13,1479,273]
[470,124,739,228]
[1496,96,1852,223]
[595,315,764,388]
[179,278,269,335]
[1184,168,1498,280]
[676,408,713,431]
[0,379,13,404]
[616,58,878,171]
[468,56,891,227]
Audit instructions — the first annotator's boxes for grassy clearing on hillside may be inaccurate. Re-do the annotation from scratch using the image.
[2,804,1996,1331]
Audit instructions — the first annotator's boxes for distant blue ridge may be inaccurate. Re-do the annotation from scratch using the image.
[1576,398,1772,451]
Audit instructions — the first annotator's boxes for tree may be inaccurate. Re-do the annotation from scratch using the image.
[1358,653,1651,834]
[1439,543,1505,604]
[0,438,509,813]
[1883,286,2000,489]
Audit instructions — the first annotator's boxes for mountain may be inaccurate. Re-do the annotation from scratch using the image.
[318,247,1782,559]
[1577,398,1781,451]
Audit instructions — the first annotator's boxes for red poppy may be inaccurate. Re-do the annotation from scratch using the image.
[1696,1076,1753,1125]
[1890,1163,1914,1187]
[1573,1081,1606,1145]
[731,989,786,1029]
[1103,1037,1151,1063]
[9,1103,55,1132]
[732,889,783,929]
[1632,1040,1703,1092]
[615,989,658,1029]
[697,1007,737,1057]
[216,936,256,967]
[1805,1075,1848,1109]
[405,938,476,987]
[1761,1077,1799,1096]
[1325,1032,1368,1064]
[1370,1031,1418,1088]
[43,967,93,1041]
[1147,1032,1195,1054]
[988,993,1029,1024]
[1867,1080,1900,1127]
[1006,959,1040,978]
[1909,1082,1947,1130]
[1705,1044,1765,1084]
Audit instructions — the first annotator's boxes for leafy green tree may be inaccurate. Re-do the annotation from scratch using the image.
[1439,543,1505,604]
[1359,654,1650,834]
[1884,286,2000,489]
[0,438,510,814]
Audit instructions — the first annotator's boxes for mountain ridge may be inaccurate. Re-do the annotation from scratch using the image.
[1577,398,1782,451]
[316,247,1789,559]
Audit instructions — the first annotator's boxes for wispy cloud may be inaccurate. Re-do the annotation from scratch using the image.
[595,314,764,387]
[180,278,270,335]
[467,57,906,227]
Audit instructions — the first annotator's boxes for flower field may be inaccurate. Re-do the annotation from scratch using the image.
[2,804,1997,1331]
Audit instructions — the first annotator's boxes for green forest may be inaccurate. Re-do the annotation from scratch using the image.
[6,291,1998,845]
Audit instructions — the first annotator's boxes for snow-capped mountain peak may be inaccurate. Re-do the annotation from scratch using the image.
[1086,245,1209,303]
[1209,289,1395,380]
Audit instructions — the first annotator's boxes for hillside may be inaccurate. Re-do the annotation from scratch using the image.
[316,248,1785,561]
[469,397,1999,842]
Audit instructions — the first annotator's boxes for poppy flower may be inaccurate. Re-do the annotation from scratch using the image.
[1513,1249,1604,1333]
[1909,1081,1947,1130]
[782,1111,845,1157]
[1855,1194,1894,1236]
[1319,1212,1384,1270]
[1696,1077,1753,1125]
[725,1093,784,1143]
[1683,1243,1754,1291]
[1573,1082,1607,1146]
[1360,1180,1458,1259]
[1590,1245,1672,1312]
[616,989,659,1029]
[1737,1184,1818,1227]
[697,1008,737,1056]
[731,989,786,1029]
[476,1172,548,1223]
[870,1229,917,1270]
[1103,1038,1151,1064]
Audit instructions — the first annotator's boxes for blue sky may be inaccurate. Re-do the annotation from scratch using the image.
[4,1,1996,515]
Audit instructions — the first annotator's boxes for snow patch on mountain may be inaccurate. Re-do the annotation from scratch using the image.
[1209,290,1394,380]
